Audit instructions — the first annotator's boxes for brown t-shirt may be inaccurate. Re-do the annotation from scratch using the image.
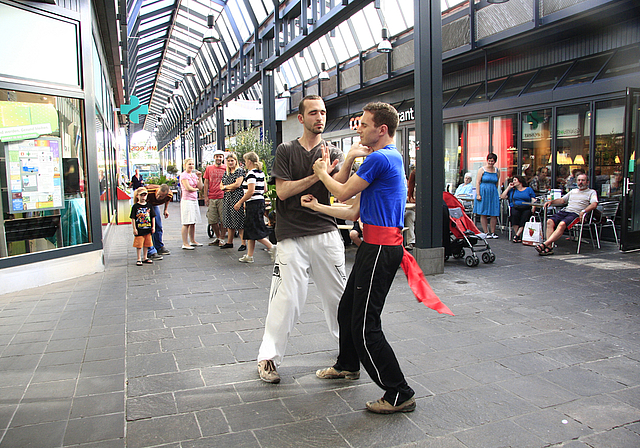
[271,139,344,241]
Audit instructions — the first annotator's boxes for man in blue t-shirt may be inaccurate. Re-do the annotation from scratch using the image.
[310,102,415,414]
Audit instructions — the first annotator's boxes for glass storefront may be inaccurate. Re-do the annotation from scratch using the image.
[0,89,91,258]
[444,122,463,192]
[521,109,551,188]
[594,99,625,200]
[556,104,590,193]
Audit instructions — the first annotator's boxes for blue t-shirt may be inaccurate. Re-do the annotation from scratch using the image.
[357,145,407,228]
[509,186,536,206]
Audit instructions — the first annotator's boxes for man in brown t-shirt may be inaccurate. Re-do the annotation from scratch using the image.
[256,95,350,384]
[145,183,173,259]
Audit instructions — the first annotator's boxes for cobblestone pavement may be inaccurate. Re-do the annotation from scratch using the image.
[1,201,640,447]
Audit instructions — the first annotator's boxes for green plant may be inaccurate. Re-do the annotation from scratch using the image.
[166,164,178,176]
[228,127,275,179]
[146,174,176,187]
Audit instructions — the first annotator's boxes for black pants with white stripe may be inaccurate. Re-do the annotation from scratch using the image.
[334,242,415,406]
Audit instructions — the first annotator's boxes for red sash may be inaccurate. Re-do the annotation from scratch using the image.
[362,223,454,316]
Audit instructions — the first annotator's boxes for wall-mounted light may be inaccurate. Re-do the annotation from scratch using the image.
[319,62,330,80]
[172,81,183,97]
[378,28,392,53]
[184,56,196,77]
[281,84,291,98]
[203,14,220,43]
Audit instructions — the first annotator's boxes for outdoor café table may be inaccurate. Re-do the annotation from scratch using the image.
[520,201,556,236]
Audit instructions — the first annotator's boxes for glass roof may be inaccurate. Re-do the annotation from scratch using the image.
[126,0,467,134]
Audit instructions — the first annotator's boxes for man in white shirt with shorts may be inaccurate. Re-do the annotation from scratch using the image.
[537,172,598,255]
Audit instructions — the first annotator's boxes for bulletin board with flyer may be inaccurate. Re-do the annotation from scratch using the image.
[4,137,64,213]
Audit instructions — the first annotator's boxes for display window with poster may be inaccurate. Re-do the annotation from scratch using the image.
[0,89,90,258]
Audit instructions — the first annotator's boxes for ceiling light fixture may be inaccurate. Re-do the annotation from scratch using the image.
[172,81,183,97]
[378,28,392,53]
[319,62,330,81]
[184,56,196,77]
[281,84,291,98]
[203,14,221,43]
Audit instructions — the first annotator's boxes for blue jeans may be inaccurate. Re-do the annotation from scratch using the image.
[148,205,164,255]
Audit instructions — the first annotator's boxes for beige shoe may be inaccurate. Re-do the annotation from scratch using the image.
[239,254,254,263]
[257,359,280,383]
[366,396,416,414]
[316,366,360,380]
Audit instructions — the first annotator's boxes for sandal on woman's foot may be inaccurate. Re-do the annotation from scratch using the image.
[136,260,143,266]
[512,235,521,243]
[142,258,153,264]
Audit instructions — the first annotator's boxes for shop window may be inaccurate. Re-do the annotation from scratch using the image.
[492,115,517,185]
[597,45,640,80]
[556,104,590,193]
[444,122,464,193]
[443,88,457,108]
[559,53,612,87]
[523,62,572,94]
[492,71,536,100]
[0,89,90,258]
[466,118,489,181]
[521,109,551,189]
[594,99,625,199]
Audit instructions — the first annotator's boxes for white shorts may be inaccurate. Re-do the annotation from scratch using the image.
[180,199,202,225]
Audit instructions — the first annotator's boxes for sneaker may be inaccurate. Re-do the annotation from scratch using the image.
[257,359,280,383]
[268,245,277,261]
[316,366,360,380]
[365,396,416,414]
[157,247,171,255]
[148,253,163,260]
[239,254,254,263]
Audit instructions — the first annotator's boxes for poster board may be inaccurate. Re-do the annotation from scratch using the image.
[5,137,64,213]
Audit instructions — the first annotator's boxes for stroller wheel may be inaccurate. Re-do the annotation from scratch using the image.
[453,248,465,259]
[489,252,496,263]
[444,255,450,261]
[207,224,214,238]
[482,252,491,264]
[465,255,476,267]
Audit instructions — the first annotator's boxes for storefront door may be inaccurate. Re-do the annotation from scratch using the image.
[621,88,640,251]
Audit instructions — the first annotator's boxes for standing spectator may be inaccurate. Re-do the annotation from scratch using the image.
[404,168,416,250]
[131,168,144,190]
[233,152,275,263]
[500,175,536,242]
[474,153,501,238]
[203,150,227,246]
[255,95,348,384]
[220,152,247,250]
[179,158,203,250]
[144,183,173,259]
[130,187,155,266]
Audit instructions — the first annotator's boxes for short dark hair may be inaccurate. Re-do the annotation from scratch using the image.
[299,95,323,116]
[513,175,527,187]
[487,153,497,162]
[363,102,399,138]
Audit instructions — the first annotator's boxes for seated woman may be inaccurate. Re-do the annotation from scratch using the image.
[500,175,536,242]
[454,173,474,196]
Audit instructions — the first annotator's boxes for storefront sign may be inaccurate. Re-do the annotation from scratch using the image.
[398,107,414,123]
[5,138,64,212]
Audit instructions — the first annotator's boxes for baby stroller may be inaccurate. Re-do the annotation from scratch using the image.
[443,192,496,267]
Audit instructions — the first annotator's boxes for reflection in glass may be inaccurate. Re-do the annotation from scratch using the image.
[521,109,551,188]
[594,99,625,199]
[444,122,464,193]
[557,104,590,193]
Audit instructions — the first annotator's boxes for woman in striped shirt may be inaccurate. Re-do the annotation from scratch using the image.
[234,152,276,263]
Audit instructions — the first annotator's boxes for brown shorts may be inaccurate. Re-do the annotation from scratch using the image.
[133,234,153,248]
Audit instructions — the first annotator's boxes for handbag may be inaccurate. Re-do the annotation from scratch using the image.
[522,217,543,246]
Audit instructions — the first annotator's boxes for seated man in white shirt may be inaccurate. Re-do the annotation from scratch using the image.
[454,173,474,196]
[536,173,598,255]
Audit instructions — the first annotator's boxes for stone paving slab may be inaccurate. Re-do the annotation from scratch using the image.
[1,201,640,447]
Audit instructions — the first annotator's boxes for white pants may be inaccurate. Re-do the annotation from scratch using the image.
[258,230,346,365]
[404,209,415,245]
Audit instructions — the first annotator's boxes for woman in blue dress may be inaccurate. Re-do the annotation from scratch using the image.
[474,153,500,238]
[500,175,537,242]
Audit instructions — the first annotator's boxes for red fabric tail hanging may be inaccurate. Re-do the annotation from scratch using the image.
[362,223,454,316]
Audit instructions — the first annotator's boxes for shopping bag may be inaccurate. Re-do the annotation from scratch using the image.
[522,217,542,246]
